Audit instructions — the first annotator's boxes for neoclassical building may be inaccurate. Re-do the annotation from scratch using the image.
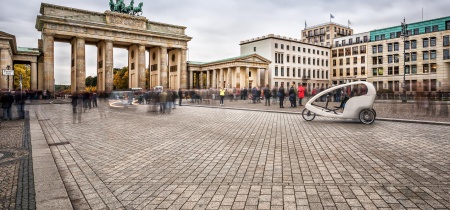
[35,3,191,93]
[188,54,270,89]
[0,32,40,90]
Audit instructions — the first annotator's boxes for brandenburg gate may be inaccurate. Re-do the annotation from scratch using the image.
[35,3,192,93]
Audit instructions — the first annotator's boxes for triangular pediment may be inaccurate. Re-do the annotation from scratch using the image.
[236,54,271,64]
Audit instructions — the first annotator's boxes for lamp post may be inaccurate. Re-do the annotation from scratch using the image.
[401,18,408,103]
[2,65,14,92]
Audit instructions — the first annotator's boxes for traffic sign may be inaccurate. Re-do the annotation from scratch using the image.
[2,69,14,76]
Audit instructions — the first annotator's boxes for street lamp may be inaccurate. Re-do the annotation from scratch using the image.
[2,65,14,92]
[401,18,408,103]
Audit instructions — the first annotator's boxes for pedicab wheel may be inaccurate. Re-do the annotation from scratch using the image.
[371,109,377,119]
[359,109,376,125]
[302,108,316,121]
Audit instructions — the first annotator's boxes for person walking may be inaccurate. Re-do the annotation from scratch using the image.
[219,87,226,105]
[71,92,78,113]
[1,92,14,120]
[14,91,26,119]
[278,84,286,108]
[252,87,257,103]
[92,92,98,108]
[178,88,183,106]
[159,90,168,113]
[264,85,271,106]
[298,84,305,106]
[243,87,248,100]
[289,85,296,108]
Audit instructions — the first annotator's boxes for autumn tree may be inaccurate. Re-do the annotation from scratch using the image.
[13,64,31,90]
[113,67,129,90]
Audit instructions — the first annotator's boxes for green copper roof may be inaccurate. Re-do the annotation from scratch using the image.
[17,47,40,54]
[188,61,205,65]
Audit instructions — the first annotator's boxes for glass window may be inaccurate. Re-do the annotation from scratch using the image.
[432,25,438,32]
[390,32,396,39]
[444,49,450,60]
[361,56,365,63]
[425,26,431,33]
[394,54,399,63]
[378,67,383,75]
[430,37,436,46]
[287,45,290,50]
[431,63,437,73]
[356,37,360,43]
[411,52,417,61]
[444,35,449,46]
[430,50,436,59]
[287,55,290,63]
[394,66,399,75]
[388,67,393,75]
[298,47,301,52]
[378,45,383,53]
[411,40,417,49]
[352,46,358,55]
[361,67,366,75]
[411,65,417,74]
[345,48,351,56]
[405,41,410,50]
[405,53,410,62]
[378,56,383,64]
[394,42,399,51]
[423,51,429,60]
[424,79,429,91]
[405,65,410,74]
[363,36,368,42]
[353,57,357,64]
[375,35,380,41]
[431,79,437,91]
[372,45,377,53]
[281,44,284,49]
[423,38,429,47]
[360,45,366,53]
[447,21,450,30]
[413,28,419,35]
[275,43,278,48]
[423,64,429,73]
[388,43,393,52]
[346,68,350,76]
[388,55,393,63]
[381,34,385,40]
[281,67,284,76]
[275,67,278,76]
[275,82,278,87]
[346,58,350,65]
[372,57,377,65]
[287,67,290,76]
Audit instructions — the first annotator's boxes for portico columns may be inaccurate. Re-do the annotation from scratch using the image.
[264,68,269,87]
[138,45,146,89]
[189,70,193,89]
[180,49,187,89]
[43,33,54,93]
[245,67,249,88]
[257,68,261,87]
[219,68,223,88]
[235,66,240,88]
[76,37,86,92]
[0,48,10,90]
[212,69,217,88]
[227,68,232,88]
[199,72,204,88]
[105,40,113,92]
[30,61,37,90]
[160,46,168,88]
[206,70,210,88]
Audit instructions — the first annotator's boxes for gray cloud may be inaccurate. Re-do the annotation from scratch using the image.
[1,0,448,84]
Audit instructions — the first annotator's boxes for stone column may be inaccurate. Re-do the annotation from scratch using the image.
[227,68,232,88]
[138,45,146,89]
[37,55,44,90]
[160,46,168,88]
[43,33,55,94]
[199,72,204,89]
[235,66,240,88]
[212,69,217,88]
[0,48,10,90]
[206,70,210,88]
[30,61,37,90]
[219,68,223,88]
[257,68,261,87]
[105,40,113,92]
[245,67,250,88]
[180,49,187,89]
[264,67,269,87]
[189,70,193,89]
[75,37,86,92]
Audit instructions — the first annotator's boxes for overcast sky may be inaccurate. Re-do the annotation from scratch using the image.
[0,0,448,84]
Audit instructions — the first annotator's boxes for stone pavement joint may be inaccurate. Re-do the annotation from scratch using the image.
[27,102,450,209]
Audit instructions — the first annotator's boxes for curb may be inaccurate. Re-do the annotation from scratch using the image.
[183,104,450,126]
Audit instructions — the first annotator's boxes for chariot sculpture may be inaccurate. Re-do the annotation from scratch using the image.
[109,0,144,16]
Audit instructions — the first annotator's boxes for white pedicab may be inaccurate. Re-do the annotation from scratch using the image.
[302,81,377,125]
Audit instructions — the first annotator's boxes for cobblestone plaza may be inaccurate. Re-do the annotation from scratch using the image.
[5,101,445,209]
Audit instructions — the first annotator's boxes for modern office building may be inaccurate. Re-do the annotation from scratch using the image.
[240,34,331,92]
[331,32,370,84]
[367,16,450,93]
[301,22,353,47]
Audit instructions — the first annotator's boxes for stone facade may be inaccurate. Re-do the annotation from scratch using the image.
[35,3,192,93]
[240,34,331,93]
[301,22,353,47]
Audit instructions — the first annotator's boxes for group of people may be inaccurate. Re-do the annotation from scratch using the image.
[0,90,27,120]
[71,91,98,113]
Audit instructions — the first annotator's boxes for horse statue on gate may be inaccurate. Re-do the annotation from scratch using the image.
[109,0,143,16]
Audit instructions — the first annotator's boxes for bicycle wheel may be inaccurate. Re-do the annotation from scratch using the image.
[302,108,316,121]
[359,109,375,125]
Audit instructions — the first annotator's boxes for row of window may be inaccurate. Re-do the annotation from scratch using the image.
[332,46,367,57]
[333,56,366,66]
[304,26,352,37]
[274,67,329,79]
[335,36,369,47]
[274,53,329,66]
[373,22,450,41]
[274,43,329,56]
[372,63,437,76]
[372,49,445,65]
[374,79,438,92]
[332,67,367,77]
[273,82,329,90]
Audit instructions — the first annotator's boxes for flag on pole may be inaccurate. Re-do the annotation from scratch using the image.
[305,20,307,29]
[330,14,335,19]
[348,19,351,28]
